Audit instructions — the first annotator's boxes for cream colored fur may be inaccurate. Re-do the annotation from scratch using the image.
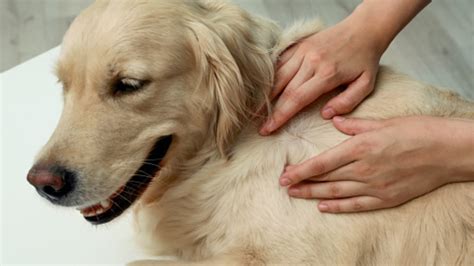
[36,0,473,264]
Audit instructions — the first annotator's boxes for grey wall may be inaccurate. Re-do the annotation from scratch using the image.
[1,0,472,97]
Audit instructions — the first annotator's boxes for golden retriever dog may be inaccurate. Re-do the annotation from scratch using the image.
[27,0,473,264]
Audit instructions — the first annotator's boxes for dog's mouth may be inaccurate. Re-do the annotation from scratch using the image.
[77,135,173,225]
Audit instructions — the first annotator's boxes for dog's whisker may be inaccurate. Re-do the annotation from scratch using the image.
[115,193,134,205]
[111,165,159,175]
[112,163,163,174]
[126,181,153,187]
[109,199,125,213]
[118,160,163,167]
[119,191,142,198]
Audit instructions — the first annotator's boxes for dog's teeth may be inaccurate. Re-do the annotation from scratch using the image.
[96,208,104,215]
[101,200,111,208]
[77,205,91,211]
[83,211,95,217]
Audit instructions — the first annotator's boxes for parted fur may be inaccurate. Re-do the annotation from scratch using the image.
[39,0,473,264]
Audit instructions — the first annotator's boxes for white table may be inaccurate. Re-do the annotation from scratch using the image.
[1,47,157,265]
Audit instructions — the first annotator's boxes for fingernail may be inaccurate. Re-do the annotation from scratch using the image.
[318,203,329,212]
[265,119,276,132]
[322,107,335,119]
[288,187,300,196]
[333,116,345,123]
[259,120,274,135]
[280,177,291,186]
[285,165,294,172]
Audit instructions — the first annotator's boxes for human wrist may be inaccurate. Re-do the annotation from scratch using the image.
[453,122,474,182]
[441,119,474,183]
[343,2,395,56]
[347,0,430,55]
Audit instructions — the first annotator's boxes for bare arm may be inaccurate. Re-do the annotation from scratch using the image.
[354,0,432,54]
[449,119,474,182]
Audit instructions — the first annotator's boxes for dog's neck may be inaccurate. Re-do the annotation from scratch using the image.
[140,8,282,205]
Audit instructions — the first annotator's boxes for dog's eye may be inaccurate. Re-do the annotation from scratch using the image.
[113,78,146,95]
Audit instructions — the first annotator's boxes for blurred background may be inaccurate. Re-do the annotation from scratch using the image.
[1,0,473,97]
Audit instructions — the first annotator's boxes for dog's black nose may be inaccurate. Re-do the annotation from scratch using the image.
[27,165,76,201]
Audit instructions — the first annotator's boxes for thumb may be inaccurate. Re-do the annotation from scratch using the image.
[332,116,386,135]
[322,72,375,119]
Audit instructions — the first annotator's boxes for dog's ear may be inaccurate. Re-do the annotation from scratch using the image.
[186,2,277,157]
[187,21,248,156]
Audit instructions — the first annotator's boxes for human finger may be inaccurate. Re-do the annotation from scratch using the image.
[271,53,304,100]
[277,58,316,101]
[332,116,387,136]
[318,196,385,213]
[261,76,338,135]
[276,44,298,68]
[288,181,368,199]
[279,138,359,186]
[321,72,375,119]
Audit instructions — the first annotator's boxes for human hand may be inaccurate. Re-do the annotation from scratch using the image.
[260,0,432,136]
[259,16,384,136]
[280,116,474,213]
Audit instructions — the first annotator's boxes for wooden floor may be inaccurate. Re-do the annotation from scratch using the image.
[1,0,473,97]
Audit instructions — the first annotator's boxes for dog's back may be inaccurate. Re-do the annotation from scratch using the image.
[135,64,474,264]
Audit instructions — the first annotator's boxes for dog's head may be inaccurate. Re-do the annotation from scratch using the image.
[26,0,277,224]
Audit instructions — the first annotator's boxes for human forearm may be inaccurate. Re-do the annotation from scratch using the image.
[344,0,431,54]
[448,119,474,182]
